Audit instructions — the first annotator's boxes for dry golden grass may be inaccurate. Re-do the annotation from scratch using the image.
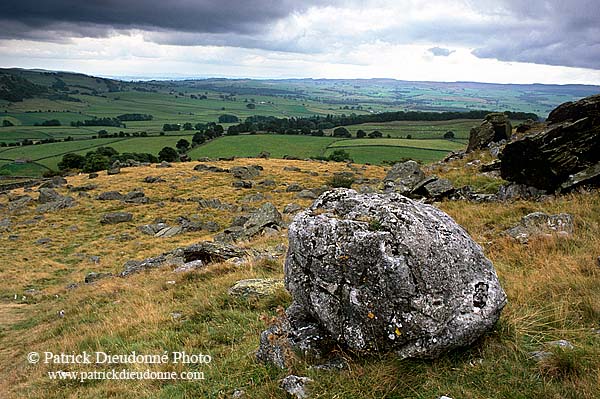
[0,156,598,398]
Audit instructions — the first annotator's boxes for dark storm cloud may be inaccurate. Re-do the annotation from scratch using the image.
[0,0,327,41]
[428,47,454,57]
[466,0,600,69]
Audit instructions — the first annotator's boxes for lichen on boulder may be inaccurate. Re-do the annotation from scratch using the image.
[258,189,507,365]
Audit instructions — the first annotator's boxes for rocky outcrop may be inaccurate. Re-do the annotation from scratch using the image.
[258,189,506,366]
[500,94,600,192]
[467,113,512,153]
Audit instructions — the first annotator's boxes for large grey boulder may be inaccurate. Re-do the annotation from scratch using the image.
[467,113,512,153]
[258,189,506,364]
[230,165,261,180]
[38,188,62,204]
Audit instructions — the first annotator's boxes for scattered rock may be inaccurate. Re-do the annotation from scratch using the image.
[258,179,276,187]
[258,189,506,365]
[156,161,172,168]
[124,189,149,204]
[36,196,76,213]
[38,188,62,204]
[84,272,112,284]
[284,166,301,172]
[496,183,546,202]
[257,151,270,159]
[467,113,512,153]
[216,203,284,242]
[173,259,204,273]
[120,241,247,276]
[155,226,183,238]
[139,223,170,235]
[283,203,303,214]
[505,212,573,244]
[295,190,317,200]
[383,161,426,194]
[100,212,133,225]
[8,195,32,211]
[39,176,67,189]
[241,193,268,203]
[35,237,52,245]
[97,191,124,201]
[194,164,228,173]
[0,217,12,232]
[233,180,253,189]
[228,278,284,297]
[411,177,455,201]
[280,375,313,399]
[69,184,98,192]
[230,165,261,180]
[144,176,166,183]
[88,173,99,179]
[286,183,303,192]
[107,164,121,175]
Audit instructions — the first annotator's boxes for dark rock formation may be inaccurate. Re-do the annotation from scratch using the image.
[500,94,600,192]
[467,113,512,153]
[258,189,506,365]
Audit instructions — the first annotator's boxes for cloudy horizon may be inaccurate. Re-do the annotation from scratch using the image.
[1,0,599,85]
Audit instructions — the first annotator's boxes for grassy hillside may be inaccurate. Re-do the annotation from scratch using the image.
[0,157,598,398]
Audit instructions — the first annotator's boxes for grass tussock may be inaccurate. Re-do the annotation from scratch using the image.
[0,157,599,398]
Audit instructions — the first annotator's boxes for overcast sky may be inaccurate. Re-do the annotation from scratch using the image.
[1,0,599,84]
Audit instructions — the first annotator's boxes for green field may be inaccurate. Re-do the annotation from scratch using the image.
[187,133,465,165]
[0,135,194,171]
[328,119,477,141]
[188,135,339,160]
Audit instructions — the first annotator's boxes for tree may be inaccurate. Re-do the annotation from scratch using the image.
[327,149,352,162]
[356,129,366,138]
[218,114,239,123]
[246,103,256,109]
[158,146,178,162]
[83,153,110,172]
[176,139,190,152]
[96,146,118,157]
[368,130,382,138]
[58,153,86,170]
[182,122,193,131]
[444,131,455,139]
[192,132,206,145]
[2,120,13,127]
[333,127,351,138]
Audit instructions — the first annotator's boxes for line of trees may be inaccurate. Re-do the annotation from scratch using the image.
[71,117,124,128]
[224,109,538,136]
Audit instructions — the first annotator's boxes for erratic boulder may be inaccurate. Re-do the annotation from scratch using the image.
[500,94,600,192]
[467,113,512,153]
[258,189,506,364]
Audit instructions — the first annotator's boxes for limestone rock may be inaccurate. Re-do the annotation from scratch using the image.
[383,161,426,194]
[280,375,313,399]
[230,165,261,180]
[100,212,133,224]
[97,191,124,201]
[38,188,62,204]
[505,212,573,244]
[228,278,284,297]
[259,189,506,364]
